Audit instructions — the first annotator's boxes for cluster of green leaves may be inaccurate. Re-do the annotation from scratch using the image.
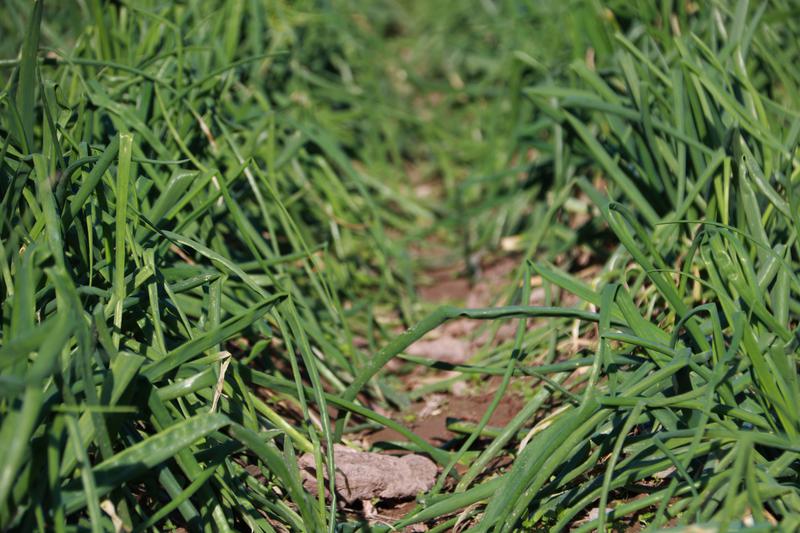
[2,0,800,531]
[341,0,800,530]
[471,1,800,531]
[0,0,439,531]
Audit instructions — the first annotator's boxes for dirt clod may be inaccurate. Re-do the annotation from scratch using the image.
[298,444,438,504]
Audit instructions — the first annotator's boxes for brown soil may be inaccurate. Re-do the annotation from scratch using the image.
[341,384,524,530]
[336,251,534,529]
[321,241,603,528]
[415,254,519,307]
[404,253,549,365]
[366,389,525,449]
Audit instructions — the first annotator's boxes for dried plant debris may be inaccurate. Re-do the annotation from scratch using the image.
[298,445,438,504]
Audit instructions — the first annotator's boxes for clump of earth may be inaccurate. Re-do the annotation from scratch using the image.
[298,444,438,504]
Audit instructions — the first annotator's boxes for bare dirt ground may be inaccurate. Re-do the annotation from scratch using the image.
[339,250,533,529]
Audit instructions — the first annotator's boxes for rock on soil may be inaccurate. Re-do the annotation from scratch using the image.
[298,444,438,504]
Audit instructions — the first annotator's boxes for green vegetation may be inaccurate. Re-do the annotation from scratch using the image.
[2,0,799,530]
